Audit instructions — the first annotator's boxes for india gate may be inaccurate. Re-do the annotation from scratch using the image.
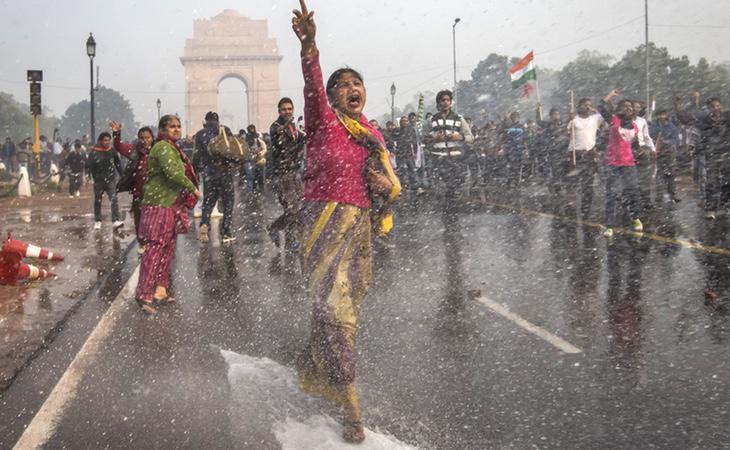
[181,10,282,133]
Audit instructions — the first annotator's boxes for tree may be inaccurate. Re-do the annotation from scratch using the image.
[0,92,60,141]
[59,86,138,142]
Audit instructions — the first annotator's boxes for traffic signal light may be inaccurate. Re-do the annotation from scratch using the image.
[30,82,41,115]
[27,70,43,82]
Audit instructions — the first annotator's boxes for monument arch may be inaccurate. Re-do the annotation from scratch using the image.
[181,10,282,133]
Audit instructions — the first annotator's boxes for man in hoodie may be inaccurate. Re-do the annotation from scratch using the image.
[86,132,123,230]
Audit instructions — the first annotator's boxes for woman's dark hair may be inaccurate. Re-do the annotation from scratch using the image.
[158,114,180,131]
[278,97,294,109]
[325,68,364,104]
[97,132,111,141]
[436,90,453,103]
[137,126,154,138]
[706,97,722,106]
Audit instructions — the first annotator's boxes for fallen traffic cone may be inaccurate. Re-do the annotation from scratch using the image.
[2,231,64,261]
[17,261,56,282]
[0,250,55,285]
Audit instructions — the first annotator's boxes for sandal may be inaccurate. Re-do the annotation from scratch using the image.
[342,420,365,444]
[135,298,157,315]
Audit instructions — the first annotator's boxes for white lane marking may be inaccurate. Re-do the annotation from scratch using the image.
[13,265,140,450]
[475,295,582,354]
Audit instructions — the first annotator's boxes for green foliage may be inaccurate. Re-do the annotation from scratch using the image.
[0,93,60,141]
[59,86,138,141]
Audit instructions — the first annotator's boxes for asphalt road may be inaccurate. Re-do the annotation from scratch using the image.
[1,184,728,450]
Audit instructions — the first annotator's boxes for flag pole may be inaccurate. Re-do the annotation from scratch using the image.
[535,72,543,122]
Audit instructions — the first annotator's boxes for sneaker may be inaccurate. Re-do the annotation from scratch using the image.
[222,235,237,244]
[602,227,614,238]
[69,195,74,199]
[193,210,202,218]
[632,218,643,232]
[199,224,209,242]
[93,221,102,230]
[211,209,224,218]
[137,246,145,255]
[705,211,716,220]
[75,191,80,197]
[112,220,124,229]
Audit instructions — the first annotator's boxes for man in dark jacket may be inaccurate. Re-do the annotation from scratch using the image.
[267,97,305,248]
[194,111,236,243]
[650,109,681,204]
[63,140,86,197]
[86,132,123,229]
[2,137,16,173]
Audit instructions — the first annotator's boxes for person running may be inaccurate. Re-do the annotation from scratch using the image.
[424,89,474,205]
[267,97,306,248]
[650,109,681,204]
[63,140,86,197]
[598,89,644,238]
[86,132,123,230]
[194,112,236,243]
[135,114,200,315]
[566,98,605,219]
[110,121,155,245]
[292,0,399,442]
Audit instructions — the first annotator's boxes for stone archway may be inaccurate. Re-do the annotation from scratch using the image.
[181,10,282,134]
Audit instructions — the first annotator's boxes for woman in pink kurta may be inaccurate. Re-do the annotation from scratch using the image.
[292,0,395,444]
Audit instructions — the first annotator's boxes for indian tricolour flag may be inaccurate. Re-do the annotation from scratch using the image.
[509,51,536,89]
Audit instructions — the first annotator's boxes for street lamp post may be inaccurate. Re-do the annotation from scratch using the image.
[390,83,396,124]
[452,18,461,107]
[86,33,96,142]
[156,98,162,123]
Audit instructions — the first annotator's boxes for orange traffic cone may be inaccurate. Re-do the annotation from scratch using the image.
[2,231,64,261]
[17,262,56,282]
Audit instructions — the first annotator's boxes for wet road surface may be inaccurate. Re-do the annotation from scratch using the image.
[1,183,728,449]
[0,192,135,392]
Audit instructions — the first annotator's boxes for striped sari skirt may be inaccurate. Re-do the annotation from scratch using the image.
[135,202,189,302]
[296,201,373,405]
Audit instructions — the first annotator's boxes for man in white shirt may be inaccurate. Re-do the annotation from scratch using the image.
[632,101,656,210]
[565,98,605,219]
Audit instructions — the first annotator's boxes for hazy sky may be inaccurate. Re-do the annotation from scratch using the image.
[2,0,729,134]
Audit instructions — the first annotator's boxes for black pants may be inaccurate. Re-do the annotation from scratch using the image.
[93,180,119,222]
[68,172,83,195]
[605,165,640,228]
[564,150,598,218]
[201,173,235,236]
[505,151,523,187]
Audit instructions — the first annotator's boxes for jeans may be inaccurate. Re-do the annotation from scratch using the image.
[201,173,235,236]
[93,180,119,222]
[244,161,265,193]
[604,165,640,228]
[655,146,678,201]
